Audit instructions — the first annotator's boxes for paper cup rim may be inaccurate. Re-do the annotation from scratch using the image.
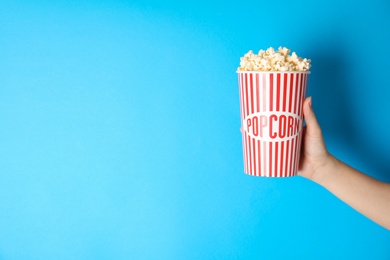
[236,70,310,74]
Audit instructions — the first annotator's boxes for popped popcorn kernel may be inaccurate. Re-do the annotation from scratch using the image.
[238,46,311,72]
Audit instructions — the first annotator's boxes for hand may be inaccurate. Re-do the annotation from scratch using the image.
[298,97,333,181]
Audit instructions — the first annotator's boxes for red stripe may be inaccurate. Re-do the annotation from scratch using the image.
[288,74,294,112]
[288,74,294,113]
[245,73,250,116]
[295,134,302,176]
[240,73,248,173]
[289,139,295,176]
[248,135,252,175]
[242,132,246,173]
[258,140,261,176]
[293,73,298,114]
[297,73,303,116]
[285,140,290,176]
[262,74,267,112]
[293,137,299,176]
[243,132,247,173]
[283,74,288,111]
[263,141,266,176]
[275,142,279,177]
[280,141,285,177]
[269,142,272,177]
[300,73,307,116]
[256,74,260,113]
[250,74,254,114]
[238,74,242,119]
[252,139,257,176]
[240,73,246,118]
[276,73,281,111]
[270,73,273,111]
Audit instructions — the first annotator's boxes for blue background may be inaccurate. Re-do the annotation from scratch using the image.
[1,0,389,259]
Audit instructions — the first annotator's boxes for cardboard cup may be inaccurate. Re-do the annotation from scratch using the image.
[237,71,309,177]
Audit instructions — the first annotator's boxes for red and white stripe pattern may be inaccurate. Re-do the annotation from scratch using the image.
[238,71,309,177]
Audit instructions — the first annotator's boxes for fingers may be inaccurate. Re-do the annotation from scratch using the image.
[303,97,322,137]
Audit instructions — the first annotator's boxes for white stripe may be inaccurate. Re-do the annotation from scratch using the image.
[292,74,298,174]
[284,75,290,177]
[260,74,266,177]
[254,140,259,176]
[243,74,249,174]
[277,142,280,177]
[295,74,302,114]
[252,74,258,176]
[279,75,285,177]
[290,74,296,174]
[264,141,267,177]
[280,73,284,112]
[296,74,303,175]
[239,74,246,174]
[241,73,248,173]
[286,74,291,112]
[247,74,252,115]
[246,74,252,175]
[291,74,296,113]
[285,140,290,176]
[272,73,277,112]
[254,73,258,114]
[302,74,308,116]
[268,142,272,177]
[265,74,270,177]
[264,73,269,112]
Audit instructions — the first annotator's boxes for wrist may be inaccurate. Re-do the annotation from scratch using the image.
[310,153,340,186]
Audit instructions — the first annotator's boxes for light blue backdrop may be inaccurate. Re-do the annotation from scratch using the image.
[1,0,389,259]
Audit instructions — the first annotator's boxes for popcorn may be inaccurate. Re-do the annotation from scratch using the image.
[238,46,311,72]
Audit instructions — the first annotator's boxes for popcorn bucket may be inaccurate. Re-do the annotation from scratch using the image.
[237,71,309,177]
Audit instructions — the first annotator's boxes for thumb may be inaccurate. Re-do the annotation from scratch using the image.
[303,97,321,136]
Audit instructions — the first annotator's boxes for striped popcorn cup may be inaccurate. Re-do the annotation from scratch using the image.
[237,71,309,177]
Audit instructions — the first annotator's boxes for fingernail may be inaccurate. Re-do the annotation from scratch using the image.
[308,96,312,108]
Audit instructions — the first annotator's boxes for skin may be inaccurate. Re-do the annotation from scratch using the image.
[298,97,390,230]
